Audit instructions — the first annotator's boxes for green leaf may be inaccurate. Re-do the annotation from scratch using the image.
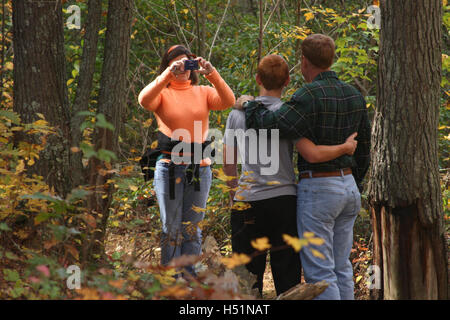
[3,269,20,282]
[67,188,90,203]
[35,212,52,224]
[76,111,96,117]
[21,192,63,204]
[80,121,95,132]
[5,251,19,260]
[0,223,11,231]
[97,148,117,162]
[0,110,21,124]
[80,142,97,159]
[95,114,115,131]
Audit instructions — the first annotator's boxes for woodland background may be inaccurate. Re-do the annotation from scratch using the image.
[0,0,449,300]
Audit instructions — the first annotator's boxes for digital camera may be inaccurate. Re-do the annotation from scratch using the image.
[184,59,199,71]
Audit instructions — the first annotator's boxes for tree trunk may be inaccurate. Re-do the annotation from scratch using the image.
[257,0,263,64]
[368,0,447,300]
[12,0,71,197]
[294,0,301,68]
[86,0,132,259]
[70,0,103,188]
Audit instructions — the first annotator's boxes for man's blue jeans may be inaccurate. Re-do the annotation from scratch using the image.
[153,161,212,275]
[297,173,361,300]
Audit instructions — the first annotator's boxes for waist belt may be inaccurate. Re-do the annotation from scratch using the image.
[299,168,352,179]
[158,132,214,200]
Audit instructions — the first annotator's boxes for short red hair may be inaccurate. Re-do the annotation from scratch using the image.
[256,54,289,90]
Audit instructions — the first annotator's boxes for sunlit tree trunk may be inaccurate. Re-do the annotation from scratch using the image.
[368,0,447,300]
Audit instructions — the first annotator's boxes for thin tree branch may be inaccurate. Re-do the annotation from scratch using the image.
[172,1,190,49]
[208,0,231,61]
[262,0,281,34]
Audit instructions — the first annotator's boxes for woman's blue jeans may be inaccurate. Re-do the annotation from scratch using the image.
[297,173,361,300]
[153,161,212,275]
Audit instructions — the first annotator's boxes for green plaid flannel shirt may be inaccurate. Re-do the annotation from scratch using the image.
[244,71,371,189]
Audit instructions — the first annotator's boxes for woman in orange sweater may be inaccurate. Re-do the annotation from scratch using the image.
[138,45,235,276]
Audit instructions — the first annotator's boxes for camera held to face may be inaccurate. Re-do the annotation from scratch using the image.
[184,59,199,71]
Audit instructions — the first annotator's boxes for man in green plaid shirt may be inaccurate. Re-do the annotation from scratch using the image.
[243,34,371,300]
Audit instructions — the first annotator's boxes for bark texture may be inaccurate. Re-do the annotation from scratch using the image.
[12,0,71,196]
[86,0,132,258]
[70,0,103,188]
[368,0,447,300]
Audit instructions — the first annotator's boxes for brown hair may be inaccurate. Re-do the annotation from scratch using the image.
[256,54,289,91]
[301,34,335,69]
[158,45,199,85]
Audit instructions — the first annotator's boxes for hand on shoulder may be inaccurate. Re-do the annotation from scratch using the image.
[233,95,254,110]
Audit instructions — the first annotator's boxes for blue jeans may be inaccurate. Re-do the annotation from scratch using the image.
[153,161,212,275]
[297,173,361,300]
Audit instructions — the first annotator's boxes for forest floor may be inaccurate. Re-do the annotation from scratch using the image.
[104,207,373,300]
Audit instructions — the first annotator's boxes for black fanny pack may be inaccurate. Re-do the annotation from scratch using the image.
[139,132,214,199]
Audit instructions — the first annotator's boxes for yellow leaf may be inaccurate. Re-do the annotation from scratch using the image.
[266,181,281,185]
[356,275,363,283]
[129,185,138,192]
[310,248,325,259]
[191,205,206,213]
[303,232,315,238]
[111,220,119,227]
[231,201,251,211]
[151,140,158,149]
[221,253,251,269]
[251,237,271,251]
[308,237,325,246]
[282,234,307,252]
[4,61,13,70]
[213,167,236,182]
[33,119,48,126]
[142,118,153,128]
[16,160,25,174]
[304,12,315,21]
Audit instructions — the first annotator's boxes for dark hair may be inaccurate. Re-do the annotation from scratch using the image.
[257,54,289,90]
[159,45,199,85]
[301,34,335,69]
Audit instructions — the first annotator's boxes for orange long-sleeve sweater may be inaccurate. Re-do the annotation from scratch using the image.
[139,67,235,165]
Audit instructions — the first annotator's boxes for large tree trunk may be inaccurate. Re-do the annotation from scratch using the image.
[12,0,71,197]
[368,0,447,300]
[85,0,132,259]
